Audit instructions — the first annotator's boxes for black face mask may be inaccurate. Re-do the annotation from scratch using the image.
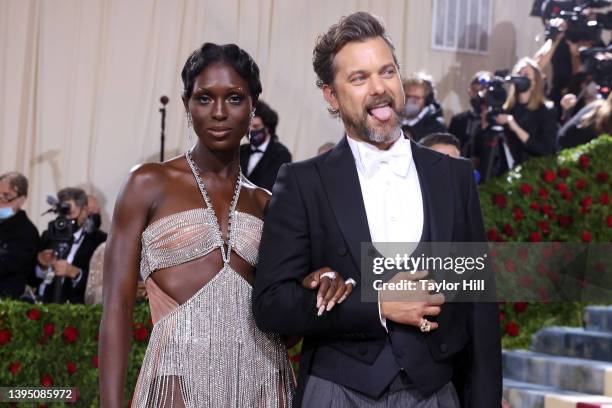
[249,129,267,147]
[89,213,101,230]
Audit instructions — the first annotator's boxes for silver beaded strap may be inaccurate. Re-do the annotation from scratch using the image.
[185,150,242,265]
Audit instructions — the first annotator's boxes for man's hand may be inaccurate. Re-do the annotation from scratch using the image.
[379,271,445,331]
[52,260,80,279]
[302,267,355,316]
[37,249,56,268]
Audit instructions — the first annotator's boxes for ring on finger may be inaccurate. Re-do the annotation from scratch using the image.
[320,271,337,280]
[420,318,432,333]
[345,278,357,287]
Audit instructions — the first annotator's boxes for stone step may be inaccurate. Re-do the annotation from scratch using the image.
[503,349,612,396]
[503,379,612,408]
[585,306,612,333]
[532,327,612,362]
[503,379,583,408]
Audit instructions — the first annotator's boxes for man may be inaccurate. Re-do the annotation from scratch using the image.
[239,100,292,190]
[420,133,462,158]
[253,11,501,407]
[87,194,105,233]
[400,72,447,141]
[0,172,39,299]
[448,71,492,154]
[34,187,106,303]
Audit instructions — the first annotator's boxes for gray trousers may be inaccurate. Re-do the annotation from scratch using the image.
[301,374,460,408]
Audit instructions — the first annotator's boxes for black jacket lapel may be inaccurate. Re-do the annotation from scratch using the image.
[316,137,372,273]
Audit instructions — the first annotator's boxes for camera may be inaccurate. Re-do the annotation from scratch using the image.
[44,195,75,260]
[538,0,611,42]
[472,72,532,123]
[580,45,612,95]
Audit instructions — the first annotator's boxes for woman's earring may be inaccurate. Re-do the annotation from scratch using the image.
[186,113,194,145]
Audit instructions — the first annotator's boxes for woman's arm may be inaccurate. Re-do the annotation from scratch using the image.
[98,164,161,407]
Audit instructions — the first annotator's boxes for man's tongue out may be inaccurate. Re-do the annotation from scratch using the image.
[369,105,393,121]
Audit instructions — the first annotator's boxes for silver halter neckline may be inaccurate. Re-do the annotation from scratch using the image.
[185,149,242,265]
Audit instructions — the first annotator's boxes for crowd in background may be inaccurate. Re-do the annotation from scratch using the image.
[1,2,611,305]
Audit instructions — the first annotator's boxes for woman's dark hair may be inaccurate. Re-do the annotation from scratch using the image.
[313,11,399,89]
[181,43,262,101]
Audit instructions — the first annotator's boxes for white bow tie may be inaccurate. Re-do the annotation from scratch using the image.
[359,139,411,178]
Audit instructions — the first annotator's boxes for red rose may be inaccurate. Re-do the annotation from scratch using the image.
[555,182,568,192]
[608,215,612,227]
[514,302,528,313]
[542,169,556,183]
[147,319,153,327]
[597,172,609,183]
[581,231,592,243]
[574,178,587,190]
[600,192,610,205]
[512,207,525,221]
[43,323,54,337]
[505,260,516,273]
[133,327,148,342]
[537,263,550,276]
[561,190,573,201]
[529,232,542,242]
[537,221,550,235]
[547,270,560,283]
[519,183,533,196]
[529,201,539,211]
[499,312,506,321]
[92,355,99,368]
[518,247,529,260]
[581,196,593,208]
[493,194,507,209]
[9,362,21,376]
[27,309,41,321]
[558,167,570,178]
[41,373,53,387]
[505,321,520,337]
[66,361,77,375]
[541,204,554,217]
[518,276,533,288]
[558,215,573,228]
[63,326,78,343]
[579,154,589,169]
[502,224,514,237]
[0,329,11,345]
[487,229,498,241]
[538,188,550,199]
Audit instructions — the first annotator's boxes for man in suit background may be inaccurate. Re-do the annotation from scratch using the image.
[34,187,107,303]
[253,11,501,407]
[0,172,39,299]
[240,100,292,190]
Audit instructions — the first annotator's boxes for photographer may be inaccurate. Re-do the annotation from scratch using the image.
[34,187,106,303]
[496,58,558,165]
[400,72,448,141]
[0,172,39,299]
[558,91,612,149]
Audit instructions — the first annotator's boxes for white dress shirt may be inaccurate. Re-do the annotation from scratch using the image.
[346,133,424,329]
[36,227,85,296]
[247,136,271,175]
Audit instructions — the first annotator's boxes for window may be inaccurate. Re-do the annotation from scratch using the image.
[432,0,492,54]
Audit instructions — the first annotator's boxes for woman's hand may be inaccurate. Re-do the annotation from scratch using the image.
[302,267,356,316]
[494,114,514,126]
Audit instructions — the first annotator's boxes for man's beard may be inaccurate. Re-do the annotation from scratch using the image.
[339,96,401,145]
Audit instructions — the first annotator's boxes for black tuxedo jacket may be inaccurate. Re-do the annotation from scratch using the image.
[240,138,292,191]
[36,229,107,303]
[0,210,40,298]
[253,136,501,407]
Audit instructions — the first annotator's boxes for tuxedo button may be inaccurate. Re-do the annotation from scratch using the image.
[440,343,448,353]
[337,246,347,256]
[358,345,368,355]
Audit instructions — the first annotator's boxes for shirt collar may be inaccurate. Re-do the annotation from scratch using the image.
[346,131,413,178]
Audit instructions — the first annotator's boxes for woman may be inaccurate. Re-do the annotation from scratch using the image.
[494,57,558,169]
[99,43,350,407]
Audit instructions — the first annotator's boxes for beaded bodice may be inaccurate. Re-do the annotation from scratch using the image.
[140,206,262,281]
